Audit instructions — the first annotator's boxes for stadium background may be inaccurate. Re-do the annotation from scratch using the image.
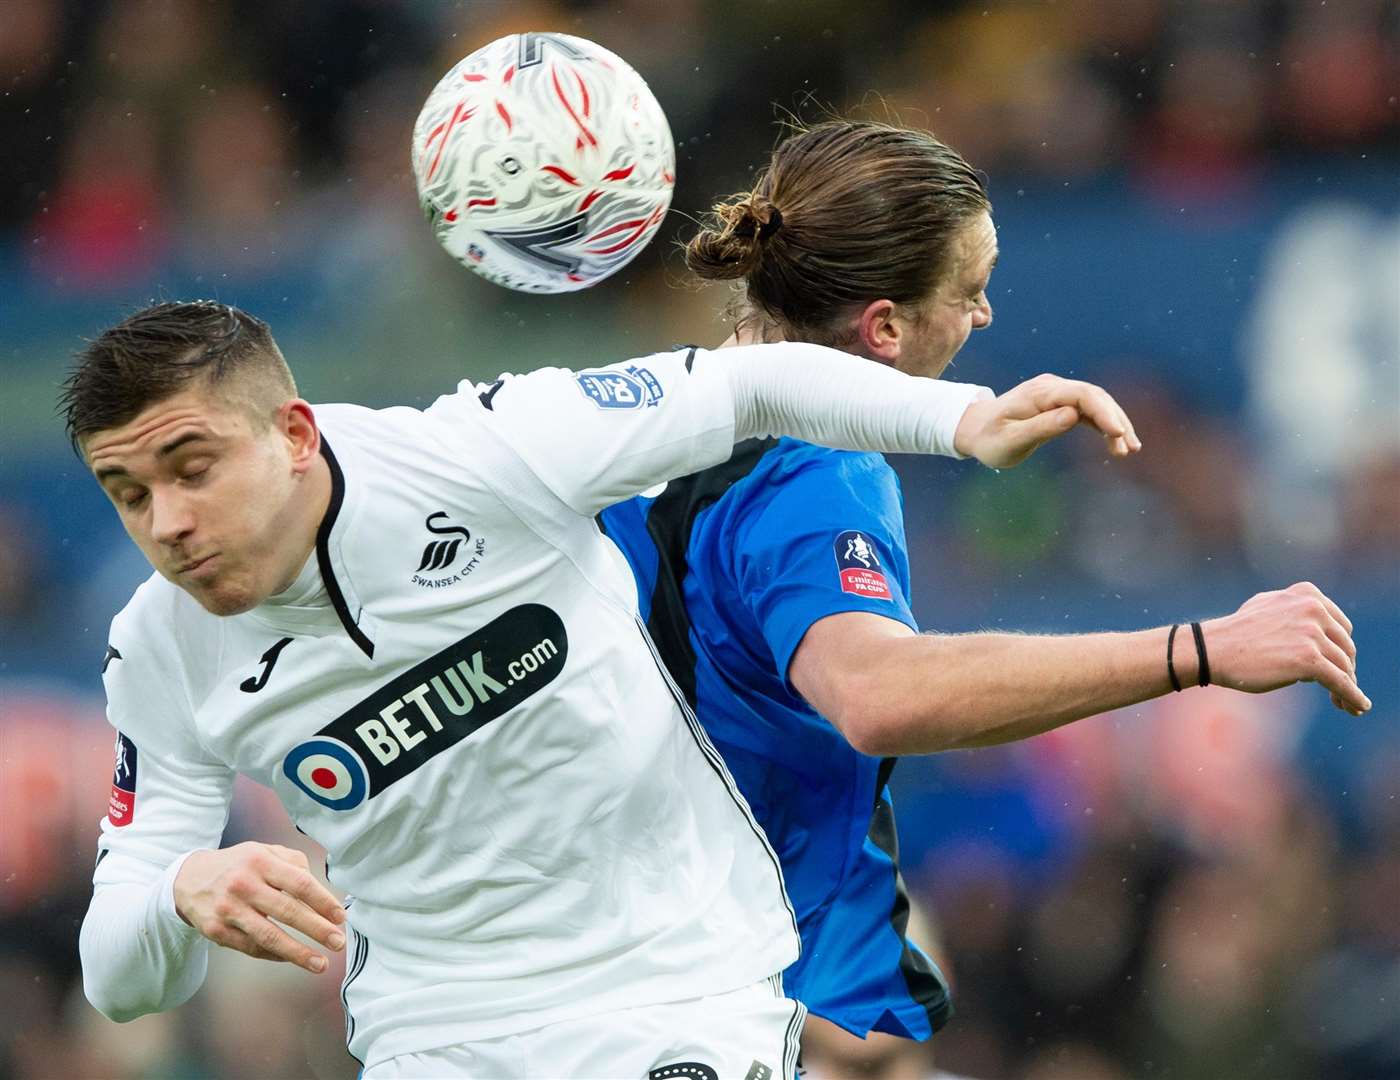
[1,1,1396,1077]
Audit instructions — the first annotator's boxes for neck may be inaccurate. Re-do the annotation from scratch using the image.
[272,451,332,595]
[719,322,770,349]
[717,323,889,369]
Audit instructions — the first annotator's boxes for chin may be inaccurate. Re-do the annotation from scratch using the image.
[188,581,263,617]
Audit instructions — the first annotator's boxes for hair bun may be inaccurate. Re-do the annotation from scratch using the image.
[685,193,782,282]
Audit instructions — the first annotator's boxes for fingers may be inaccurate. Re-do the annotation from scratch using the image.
[267,844,312,871]
[1024,376,1142,454]
[1043,382,1119,434]
[264,856,346,927]
[1318,610,1357,672]
[1290,581,1359,675]
[1013,375,1142,456]
[1312,637,1371,715]
[1291,581,1354,636]
[1003,406,1079,464]
[226,908,331,973]
[213,926,286,964]
[252,880,346,956]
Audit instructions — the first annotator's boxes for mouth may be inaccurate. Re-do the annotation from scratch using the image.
[176,553,220,577]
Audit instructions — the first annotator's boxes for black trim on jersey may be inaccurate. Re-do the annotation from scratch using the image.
[479,378,504,410]
[871,756,954,1035]
[683,346,698,373]
[340,922,368,1066]
[633,438,780,706]
[623,439,944,1035]
[782,996,807,1079]
[633,616,800,945]
[316,439,375,659]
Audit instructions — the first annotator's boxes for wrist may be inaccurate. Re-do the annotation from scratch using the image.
[1166,622,1209,691]
[162,849,208,933]
[952,399,987,460]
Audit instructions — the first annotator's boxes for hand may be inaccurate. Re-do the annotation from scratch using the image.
[953,373,1142,468]
[1200,582,1371,716]
[173,842,347,973]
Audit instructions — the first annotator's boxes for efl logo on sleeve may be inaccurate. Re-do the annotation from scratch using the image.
[575,365,663,410]
[108,733,138,826]
[834,530,892,601]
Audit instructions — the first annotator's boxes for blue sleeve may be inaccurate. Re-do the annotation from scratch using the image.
[730,451,918,683]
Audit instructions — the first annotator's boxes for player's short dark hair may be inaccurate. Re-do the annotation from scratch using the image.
[59,300,297,454]
[685,119,990,345]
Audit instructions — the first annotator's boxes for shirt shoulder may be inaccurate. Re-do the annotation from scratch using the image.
[110,571,210,649]
[727,440,905,545]
[315,399,467,458]
[711,441,915,680]
[766,439,899,486]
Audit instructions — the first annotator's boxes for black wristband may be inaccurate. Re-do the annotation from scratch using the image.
[1167,624,1183,692]
[1190,621,1210,687]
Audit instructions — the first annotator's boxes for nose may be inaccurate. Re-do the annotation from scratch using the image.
[149,487,196,547]
[972,295,993,330]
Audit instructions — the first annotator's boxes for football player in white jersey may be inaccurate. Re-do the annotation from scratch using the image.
[65,301,1140,1077]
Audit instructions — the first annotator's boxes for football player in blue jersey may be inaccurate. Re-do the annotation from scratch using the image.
[599,119,1369,1045]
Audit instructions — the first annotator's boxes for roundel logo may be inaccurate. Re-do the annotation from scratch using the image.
[283,738,369,811]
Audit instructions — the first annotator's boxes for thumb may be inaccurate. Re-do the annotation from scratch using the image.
[977,406,1079,467]
[1013,405,1079,449]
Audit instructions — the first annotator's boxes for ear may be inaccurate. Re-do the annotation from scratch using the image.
[853,299,902,364]
[278,400,321,475]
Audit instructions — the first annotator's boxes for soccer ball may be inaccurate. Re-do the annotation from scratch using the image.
[412,32,676,293]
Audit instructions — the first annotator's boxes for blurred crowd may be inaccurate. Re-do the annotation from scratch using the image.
[4,0,1397,255]
[1,1,1397,1078]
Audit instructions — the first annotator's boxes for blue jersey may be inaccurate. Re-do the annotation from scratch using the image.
[599,437,951,1039]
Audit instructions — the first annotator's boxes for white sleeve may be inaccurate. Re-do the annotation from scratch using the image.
[432,342,992,518]
[79,623,235,1022]
[718,343,991,454]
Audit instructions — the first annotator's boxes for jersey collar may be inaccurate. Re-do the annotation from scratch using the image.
[314,436,377,658]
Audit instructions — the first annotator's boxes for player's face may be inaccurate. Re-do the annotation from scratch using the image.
[896,211,998,380]
[85,385,316,616]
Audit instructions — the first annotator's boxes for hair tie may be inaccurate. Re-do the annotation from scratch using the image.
[758,207,783,240]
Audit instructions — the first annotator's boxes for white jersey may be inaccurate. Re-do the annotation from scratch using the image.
[89,348,802,1066]
[80,343,989,1069]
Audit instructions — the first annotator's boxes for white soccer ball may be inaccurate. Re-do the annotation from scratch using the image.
[411,32,676,293]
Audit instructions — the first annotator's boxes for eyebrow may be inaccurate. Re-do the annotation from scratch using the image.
[94,432,213,482]
[971,250,1000,289]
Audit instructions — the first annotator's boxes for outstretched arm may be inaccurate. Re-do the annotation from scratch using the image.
[790,582,1369,757]
[723,348,1139,465]
[460,343,1139,517]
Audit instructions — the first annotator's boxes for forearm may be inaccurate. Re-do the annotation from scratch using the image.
[716,343,991,457]
[858,627,1187,754]
[80,853,210,1022]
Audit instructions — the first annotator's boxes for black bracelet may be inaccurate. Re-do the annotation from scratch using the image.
[1167,624,1183,692]
[1190,621,1211,687]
